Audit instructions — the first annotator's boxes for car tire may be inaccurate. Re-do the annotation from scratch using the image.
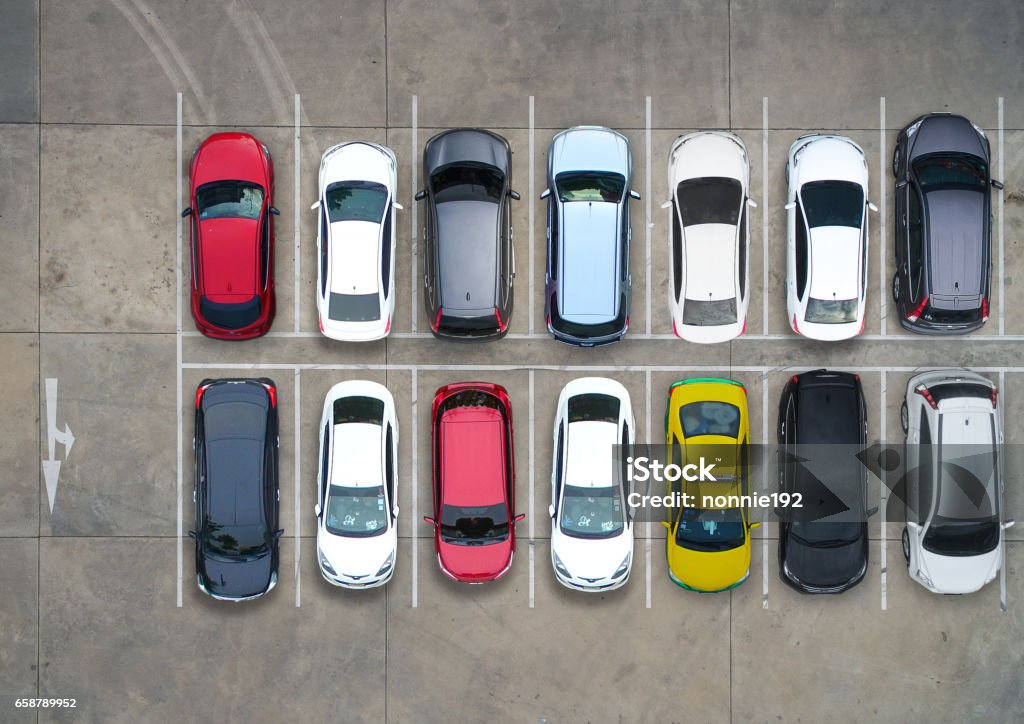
[900,400,909,434]
[892,146,900,178]
[901,526,911,566]
[891,273,900,305]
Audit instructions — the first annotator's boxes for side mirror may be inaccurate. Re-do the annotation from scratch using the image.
[423,515,436,526]
[992,179,1005,190]
[514,513,526,523]
[895,180,908,189]
[540,188,551,200]
[784,201,797,211]
[660,200,672,209]
[414,190,427,202]
[269,207,281,216]
[749,521,762,530]
[866,506,879,518]
[509,190,521,201]
[393,201,404,210]
[906,521,921,531]
[310,201,320,211]
[548,504,556,518]
[746,198,758,208]
[314,503,321,517]
[393,505,400,517]
[868,201,879,213]
[187,530,197,540]
[629,189,641,200]
[661,521,672,530]
[181,207,192,218]
[1003,520,1016,530]
[274,529,285,538]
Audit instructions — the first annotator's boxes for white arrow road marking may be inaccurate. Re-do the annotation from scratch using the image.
[42,378,74,513]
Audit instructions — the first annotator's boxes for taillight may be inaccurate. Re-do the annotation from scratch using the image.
[791,375,799,385]
[914,384,937,410]
[318,316,324,333]
[991,386,998,408]
[262,382,277,407]
[981,297,989,322]
[494,307,508,333]
[792,314,800,335]
[740,318,747,336]
[673,318,681,338]
[857,315,865,335]
[906,296,929,322]
[383,315,391,335]
[432,308,443,333]
[195,384,209,409]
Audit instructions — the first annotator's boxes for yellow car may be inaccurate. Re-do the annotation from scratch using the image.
[663,378,758,592]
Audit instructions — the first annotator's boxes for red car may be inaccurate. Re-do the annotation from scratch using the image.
[425,382,523,583]
[183,132,277,339]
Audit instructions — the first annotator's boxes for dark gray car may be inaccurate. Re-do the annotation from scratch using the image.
[892,113,1003,334]
[416,129,519,340]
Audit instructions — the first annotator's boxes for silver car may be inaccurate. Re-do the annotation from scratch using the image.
[543,126,638,347]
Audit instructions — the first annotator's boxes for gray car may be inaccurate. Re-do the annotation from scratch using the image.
[543,126,638,347]
[416,129,519,340]
[892,113,1003,334]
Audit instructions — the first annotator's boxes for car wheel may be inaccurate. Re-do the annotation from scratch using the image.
[891,273,900,304]
[901,526,911,566]
[900,400,909,434]
[892,146,900,178]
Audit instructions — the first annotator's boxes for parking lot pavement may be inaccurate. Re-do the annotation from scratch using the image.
[0,335,39,537]
[1003,131,1024,336]
[0,0,38,123]
[40,334,176,537]
[0,539,38,719]
[0,125,40,332]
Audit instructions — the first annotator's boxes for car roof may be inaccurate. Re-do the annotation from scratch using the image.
[329,220,381,297]
[330,422,383,487]
[683,225,736,301]
[565,420,618,487]
[440,406,506,506]
[922,189,986,300]
[559,202,620,319]
[202,383,270,525]
[436,200,500,312]
[793,373,861,445]
[807,226,861,301]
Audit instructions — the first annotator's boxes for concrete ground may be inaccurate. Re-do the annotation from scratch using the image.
[2,0,1023,721]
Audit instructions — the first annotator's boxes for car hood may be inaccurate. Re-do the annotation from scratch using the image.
[199,218,258,299]
[684,224,737,300]
[438,537,513,582]
[551,127,630,176]
[426,130,509,175]
[198,551,273,599]
[909,115,988,162]
[318,526,395,578]
[808,226,860,300]
[194,134,267,187]
[925,189,986,300]
[552,526,632,580]
[668,537,749,591]
[560,202,620,319]
[671,132,747,184]
[784,534,866,589]
[918,546,1000,594]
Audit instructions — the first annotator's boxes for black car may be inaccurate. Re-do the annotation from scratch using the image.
[777,370,869,594]
[892,113,1003,334]
[191,378,281,601]
[416,129,519,340]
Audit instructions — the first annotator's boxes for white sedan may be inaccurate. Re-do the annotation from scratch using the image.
[549,377,635,591]
[665,132,756,343]
[785,135,876,341]
[312,142,401,341]
[315,380,399,588]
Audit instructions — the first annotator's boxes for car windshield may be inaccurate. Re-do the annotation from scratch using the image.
[676,177,742,226]
[680,401,740,438]
[197,182,264,220]
[675,505,745,552]
[914,154,987,191]
[805,297,858,324]
[790,520,861,546]
[923,517,999,556]
[328,292,380,322]
[439,503,509,545]
[325,180,388,223]
[202,523,268,557]
[431,163,504,203]
[325,484,388,537]
[555,171,625,203]
[683,297,737,326]
[559,484,624,539]
[800,181,864,228]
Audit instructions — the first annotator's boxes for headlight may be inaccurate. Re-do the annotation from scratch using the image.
[905,119,924,138]
[318,549,336,576]
[612,553,631,579]
[375,552,395,577]
[553,553,571,578]
[916,569,934,589]
[971,121,987,139]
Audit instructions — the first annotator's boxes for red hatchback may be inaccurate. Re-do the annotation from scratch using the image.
[426,382,522,583]
[184,132,277,339]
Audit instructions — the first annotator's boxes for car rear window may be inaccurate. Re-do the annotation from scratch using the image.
[928,382,992,403]
[801,180,864,228]
[325,180,388,223]
[682,297,737,326]
[921,306,982,325]
[199,295,262,330]
[437,313,500,337]
[805,297,858,324]
[676,177,741,226]
[568,393,620,423]
[550,296,627,341]
[329,292,380,322]
[333,396,384,425]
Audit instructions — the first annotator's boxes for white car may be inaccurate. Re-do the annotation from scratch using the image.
[665,132,756,343]
[900,369,1014,594]
[312,142,401,341]
[785,135,876,340]
[315,380,399,588]
[549,378,635,591]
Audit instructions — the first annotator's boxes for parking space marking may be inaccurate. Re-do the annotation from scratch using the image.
[411,369,418,607]
[411,95,418,333]
[176,91,184,609]
[762,97,769,334]
[645,369,652,609]
[529,96,535,335]
[294,369,301,607]
[999,370,1007,611]
[294,94,301,333]
[879,97,887,336]
[998,97,1005,337]
[761,373,769,609]
[880,370,887,611]
[645,96,652,335]
[529,370,535,609]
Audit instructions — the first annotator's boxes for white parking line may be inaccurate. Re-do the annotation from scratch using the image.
[411,95,418,334]
[293,94,301,334]
[411,368,419,608]
[879,97,887,337]
[645,96,652,336]
[645,369,652,609]
[176,91,184,608]
[998,97,1005,337]
[761,373,769,609]
[762,97,769,334]
[294,368,301,607]
[999,370,1007,612]
[529,370,537,607]
[529,96,535,335]
[880,370,887,611]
